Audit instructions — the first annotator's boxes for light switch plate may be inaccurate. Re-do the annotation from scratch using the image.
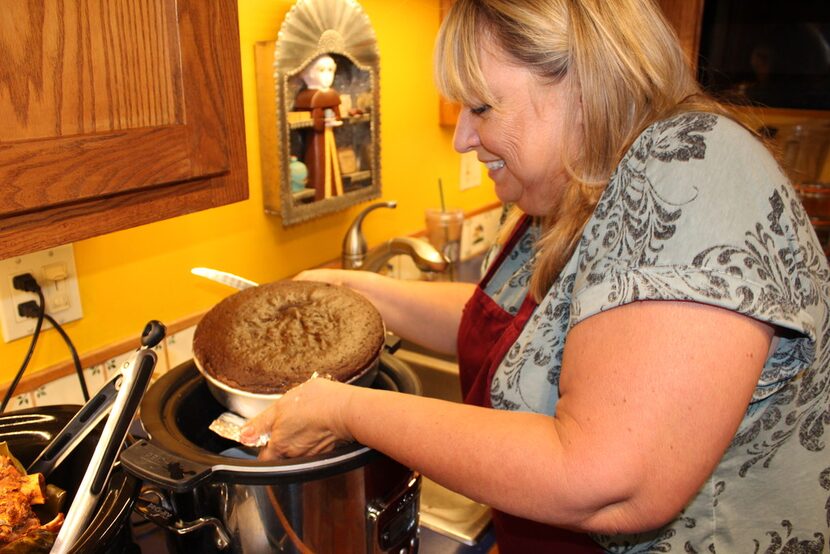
[0,244,83,342]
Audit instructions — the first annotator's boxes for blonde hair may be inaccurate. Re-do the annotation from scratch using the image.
[435,0,747,301]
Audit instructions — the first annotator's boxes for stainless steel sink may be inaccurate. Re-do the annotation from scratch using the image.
[394,348,462,403]
[394,343,492,546]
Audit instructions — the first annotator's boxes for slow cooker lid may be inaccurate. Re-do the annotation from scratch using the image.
[122,354,420,491]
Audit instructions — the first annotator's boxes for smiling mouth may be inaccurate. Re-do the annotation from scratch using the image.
[484,160,505,171]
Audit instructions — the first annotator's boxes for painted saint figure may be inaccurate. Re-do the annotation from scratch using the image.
[294,55,344,200]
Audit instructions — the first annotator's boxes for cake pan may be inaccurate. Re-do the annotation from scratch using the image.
[194,350,381,419]
[189,270,387,419]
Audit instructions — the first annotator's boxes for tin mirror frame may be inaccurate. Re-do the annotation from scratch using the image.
[272,0,381,226]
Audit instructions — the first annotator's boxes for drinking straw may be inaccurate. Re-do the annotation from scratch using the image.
[438,178,455,279]
[438,178,446,212]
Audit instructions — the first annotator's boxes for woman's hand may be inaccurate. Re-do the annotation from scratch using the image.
[294,268,380,289]
[240,378,355,460]
[293,268,353,286]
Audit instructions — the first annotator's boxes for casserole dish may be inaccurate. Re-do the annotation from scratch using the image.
[192,280,387,418]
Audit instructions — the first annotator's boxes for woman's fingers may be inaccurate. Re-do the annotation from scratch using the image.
[293,268,344,285]
[243,379,356,461]
[240,402,279,446]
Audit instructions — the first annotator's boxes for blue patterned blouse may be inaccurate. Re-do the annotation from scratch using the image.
[482,113,830,552]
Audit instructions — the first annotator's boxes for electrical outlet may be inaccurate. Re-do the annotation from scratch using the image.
[0,244,83,342]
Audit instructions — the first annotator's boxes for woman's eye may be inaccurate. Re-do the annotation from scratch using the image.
[470,104,491,116]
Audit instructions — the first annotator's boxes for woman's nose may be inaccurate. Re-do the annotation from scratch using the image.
[453,110,480,153]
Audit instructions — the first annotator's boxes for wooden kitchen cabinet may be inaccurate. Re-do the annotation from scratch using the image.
[438,0,461,127]
[0,0,248,259]
[657,0,706,72]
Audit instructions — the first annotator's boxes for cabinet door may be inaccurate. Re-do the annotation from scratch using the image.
[658,0,705,72]
[438,0,460,127]
[0,0,248,258]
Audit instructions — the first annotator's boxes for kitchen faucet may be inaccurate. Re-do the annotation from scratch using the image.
[342,201,449,273]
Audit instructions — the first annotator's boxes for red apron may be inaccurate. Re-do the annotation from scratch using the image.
[456,216,601,554]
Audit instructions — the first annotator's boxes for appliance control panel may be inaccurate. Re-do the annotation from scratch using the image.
[366,474,421,553]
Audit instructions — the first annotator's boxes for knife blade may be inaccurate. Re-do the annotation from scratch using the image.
[191,267,259,290]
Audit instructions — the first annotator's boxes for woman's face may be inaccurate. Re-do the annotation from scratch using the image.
[453,46,580,216]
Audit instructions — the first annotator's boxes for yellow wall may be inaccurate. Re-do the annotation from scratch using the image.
[0,0,498,382]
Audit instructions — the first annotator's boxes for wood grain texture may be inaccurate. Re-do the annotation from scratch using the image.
[437,0,460,127]
[0,0,181,141]
[657,0,705,72]
[255,41,283,215]
[0,0,248,259]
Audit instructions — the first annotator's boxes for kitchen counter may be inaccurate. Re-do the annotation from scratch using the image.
[420,526,496,553]
[455,254,487,284]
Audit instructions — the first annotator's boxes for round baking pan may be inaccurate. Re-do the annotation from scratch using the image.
[194,351,381,419]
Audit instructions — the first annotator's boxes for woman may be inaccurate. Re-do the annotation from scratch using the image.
[243,0,830,551]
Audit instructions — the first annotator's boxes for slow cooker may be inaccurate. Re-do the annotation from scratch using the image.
[120,351,422,553]
[0,406,140,553]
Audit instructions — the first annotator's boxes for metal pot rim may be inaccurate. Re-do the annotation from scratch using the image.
[127,355,418,479]
[194,348,381,400]
[193,347,381,419]
[127,362,388,482]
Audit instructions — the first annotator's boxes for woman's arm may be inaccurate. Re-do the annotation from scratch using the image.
[294,269,475,355]
[244,299,773,535]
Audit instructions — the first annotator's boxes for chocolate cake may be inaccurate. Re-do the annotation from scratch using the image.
[193,280,385,394]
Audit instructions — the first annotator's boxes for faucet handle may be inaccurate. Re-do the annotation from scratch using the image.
[342,201,398,269]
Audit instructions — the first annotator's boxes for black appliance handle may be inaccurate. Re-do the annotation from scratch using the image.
[90,350,156,495]
[120,439,216,492]
[141,320,166,349]
[26,322,165,477]
[26,374,122,476]
[120,436,379,490]
[53,321,165,554]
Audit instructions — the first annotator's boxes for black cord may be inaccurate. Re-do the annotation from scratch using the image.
[2,272,90,410]
[43,313,89,402]
[0,289,45,413]
[14,300,90,404]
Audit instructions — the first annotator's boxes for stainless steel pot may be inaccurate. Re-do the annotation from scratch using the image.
[120,353,421,554]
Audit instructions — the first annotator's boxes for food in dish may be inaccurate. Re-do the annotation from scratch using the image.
[194,280,385,394]
[0,444,64,552]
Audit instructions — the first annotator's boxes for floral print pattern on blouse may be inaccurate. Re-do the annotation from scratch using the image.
[482,113,830,552]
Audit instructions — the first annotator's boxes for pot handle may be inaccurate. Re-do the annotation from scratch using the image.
[134,485,231,550]
[119,439,215,492]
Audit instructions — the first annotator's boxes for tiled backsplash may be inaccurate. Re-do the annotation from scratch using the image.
[8,205,504,408]
[460,207,503,261]
[10,329,191,409]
